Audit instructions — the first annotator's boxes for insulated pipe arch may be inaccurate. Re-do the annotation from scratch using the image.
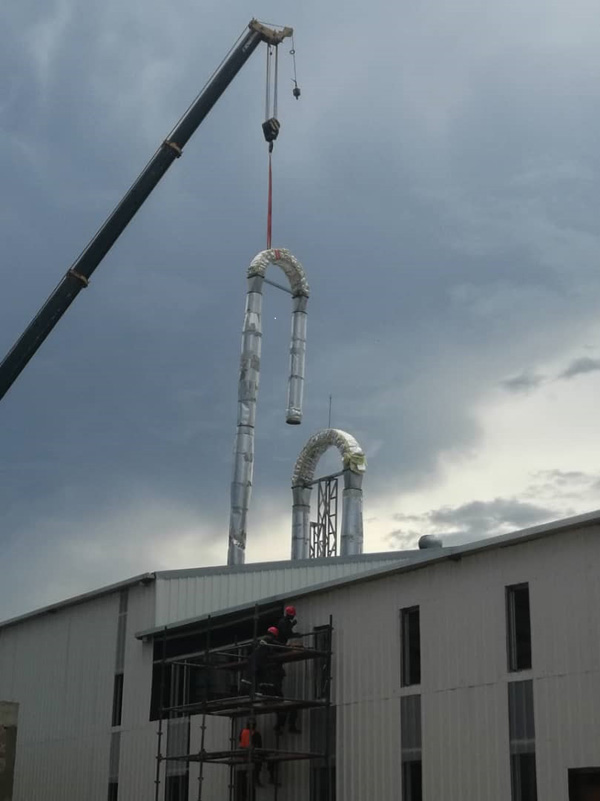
[291,428,366,560]
[228,248,310,566]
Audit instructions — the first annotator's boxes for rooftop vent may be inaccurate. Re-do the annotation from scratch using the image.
[418,534,443,550]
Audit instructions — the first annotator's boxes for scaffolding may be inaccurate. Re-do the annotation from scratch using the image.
[154,608,334,801]
[309,474,339,559]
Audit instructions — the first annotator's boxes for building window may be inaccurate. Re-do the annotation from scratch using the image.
[401,606,421,686]
[108,732,120,799]
[506,584,532,672]
[401,694,422,801]
[165,775,188,801]
[569,768,600,800]
[312,625,332,700]
[165,718,190,801]
[310,707,336,801]
[508,680,537,801]
[112,673,124,727]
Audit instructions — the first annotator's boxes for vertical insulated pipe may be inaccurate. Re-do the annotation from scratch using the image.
[340,469,364,556]
[228,249,309,566]
[291,429,367,560]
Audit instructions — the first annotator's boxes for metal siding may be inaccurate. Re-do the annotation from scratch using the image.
[292,526,600,801]
[6,593,119,801]
[119,583,157,799]
[4,527,600,799]
[188,713,231,797]
[154,557,410,627]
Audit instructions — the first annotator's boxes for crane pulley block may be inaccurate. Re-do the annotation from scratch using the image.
[262,117,280,144]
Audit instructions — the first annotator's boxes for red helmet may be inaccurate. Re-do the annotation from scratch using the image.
[285,605,296,617]
[267,626,279,637]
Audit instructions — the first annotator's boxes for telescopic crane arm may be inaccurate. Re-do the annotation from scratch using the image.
[0,20,292,402]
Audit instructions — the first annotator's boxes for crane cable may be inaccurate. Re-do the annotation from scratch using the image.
[262,34,299,250]
[264,44,279,249]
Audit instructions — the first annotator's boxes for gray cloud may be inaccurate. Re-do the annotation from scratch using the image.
[501,371,545,394]
[559,356,600,380]
[390,497,558,546]
[3,0,600,616]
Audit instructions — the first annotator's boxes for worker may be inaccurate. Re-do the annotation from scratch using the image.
[239,719,280,789]
[239,718,263,788]
[273,606,301,735]
[271,651,300,735]
[276,605,300,646]
[242,627,280,694]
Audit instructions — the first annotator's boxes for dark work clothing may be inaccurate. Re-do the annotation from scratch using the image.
[239,729,262,750]
[239,729,265,792]
[245,636,278,689]
[276,615,298,645]
[276,705,298,732]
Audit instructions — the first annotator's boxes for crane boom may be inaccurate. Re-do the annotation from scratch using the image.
[0,20,292,402]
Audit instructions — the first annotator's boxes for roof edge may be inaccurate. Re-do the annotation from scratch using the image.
[154,550,416,580]
[0,572,156,631]
[135,508,600,639]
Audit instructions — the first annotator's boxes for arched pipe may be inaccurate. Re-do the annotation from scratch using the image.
[291,429,366,560]
[228,248,310,566]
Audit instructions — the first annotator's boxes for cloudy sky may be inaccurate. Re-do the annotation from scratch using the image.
[2,0,600,618]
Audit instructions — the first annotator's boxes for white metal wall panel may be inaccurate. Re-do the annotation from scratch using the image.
[120,725,158,799]
[292,523,600,801]
[4,524,600,799]
[154,556,410,627]
[4,592,119,801]
[118,582,157,798]
[188,713,231,797]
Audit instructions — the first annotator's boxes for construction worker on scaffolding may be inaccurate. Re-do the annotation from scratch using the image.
[242,626,280,694]
[273,607,302,735]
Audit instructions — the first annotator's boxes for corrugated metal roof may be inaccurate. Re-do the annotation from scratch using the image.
[153,551,419,628]
[153,549,417,580]
[0,552,411,631]
[0,573,155,631]
[7,507,600,635]
[135,508,600,639]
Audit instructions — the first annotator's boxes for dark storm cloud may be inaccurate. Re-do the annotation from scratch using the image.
[3,0,600,616]
[559,356,600,380]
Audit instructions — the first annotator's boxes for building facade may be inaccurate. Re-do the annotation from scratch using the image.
[1,514,600,800]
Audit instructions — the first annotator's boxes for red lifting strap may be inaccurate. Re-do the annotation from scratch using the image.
[267,151,273,250]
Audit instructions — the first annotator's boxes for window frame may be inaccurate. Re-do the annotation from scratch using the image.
[400,606,421,687]
[111,673,124,727]
[506,583,532,673]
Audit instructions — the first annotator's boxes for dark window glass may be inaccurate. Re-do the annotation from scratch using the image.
[107,782,118,801]
[310,707,336,801]
[402,761,423,801]
[508,681,535,746]
[165,774,188,801]
[313,626,332,699]
[507,584,532,671]
[401,607,421,686]
[111,673,124,727]
[508,681,537,801]
[569,768,600,801]
[310,764,336,801]
[401,695,422,801]
[510,754,538,801]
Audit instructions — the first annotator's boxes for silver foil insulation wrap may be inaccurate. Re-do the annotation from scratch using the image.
[291,429,366,560]
[228,249,310,566]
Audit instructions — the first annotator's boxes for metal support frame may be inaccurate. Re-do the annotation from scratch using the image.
[153,607,334,801]
[309,477,339,559]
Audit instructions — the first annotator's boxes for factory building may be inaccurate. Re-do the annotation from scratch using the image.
[2,510,600,801]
